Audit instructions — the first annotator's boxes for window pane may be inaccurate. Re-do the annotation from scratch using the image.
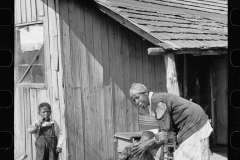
[16,24,45,84]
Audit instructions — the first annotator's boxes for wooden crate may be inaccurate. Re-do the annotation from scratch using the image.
[114,132,142,153]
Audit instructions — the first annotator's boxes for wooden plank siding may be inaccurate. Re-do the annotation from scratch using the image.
[14,0,67,160]
[58,1,167,159]
[15,0,168,159]
[21,0,27,23]
[15,0,45,25]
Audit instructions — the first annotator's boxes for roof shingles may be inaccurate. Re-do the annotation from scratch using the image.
[95,0,227,50]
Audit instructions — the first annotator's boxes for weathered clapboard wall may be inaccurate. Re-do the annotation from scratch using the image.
[14,0,67,160]
[15,0,44,24]
[59,0,167,159]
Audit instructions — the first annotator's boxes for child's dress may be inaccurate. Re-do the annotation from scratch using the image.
[30,119,64,160]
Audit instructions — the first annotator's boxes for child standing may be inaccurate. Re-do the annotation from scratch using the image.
[27,102,64,160]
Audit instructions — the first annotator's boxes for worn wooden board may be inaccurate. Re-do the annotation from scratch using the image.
[119,23,128,133]
[72,3,86,159]
[129,31,139,132]
[71,4,80,88]
[107,17,117,159]
[60,0,75,159]
[24,89,33,160]
[56,16,67,159]
[23,89,29,157]
[55,0,63,76]
[104,83,115,159]
[74,87,85,159]
[30,89,37,160]
[84,5,96,160]
[68,3,83,159]
[114,23,123,133]
[50,9,61,145]
[77,4,88,160]
[212,55,228,145]
[90,7,102,160]
[36,0,44,21]
[48,0,59,71]
[31,0,37,21]
[52,72,61,129]
[26,0,32,22]
[141,40,151,115]
[14,31,21,158]
[60,0,71,88]
[14,88,21,159]
[108,18,118,136]
[121,29,131,132]
[42,0,52,106]
[15,0,22,24]
[135,33,147,116]
[92,8,105,159]
[68,87,76,160]
[19,88,26,157]
[73,3,90,159]
[15,0,17,24]
[100,14,109,160]
[21,0,27,23]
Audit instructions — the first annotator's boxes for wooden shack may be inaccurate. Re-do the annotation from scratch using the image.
[14,0,227,159]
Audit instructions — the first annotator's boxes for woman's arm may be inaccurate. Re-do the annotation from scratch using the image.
[131,102,172,158]
[130,138,160,159]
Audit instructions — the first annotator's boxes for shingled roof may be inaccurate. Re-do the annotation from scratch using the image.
[95,0,227,53]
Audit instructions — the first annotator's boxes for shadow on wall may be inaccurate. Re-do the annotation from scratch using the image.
[43,0,167,160]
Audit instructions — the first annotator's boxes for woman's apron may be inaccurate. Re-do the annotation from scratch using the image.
[35,123,58,160]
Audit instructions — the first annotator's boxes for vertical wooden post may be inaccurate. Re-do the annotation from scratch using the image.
[183,54,188,99]
[210,64,215,144]
[163,53,180,96]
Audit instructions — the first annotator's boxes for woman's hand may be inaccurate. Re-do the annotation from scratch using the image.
[130,140,151,159]
[56,147,62,153]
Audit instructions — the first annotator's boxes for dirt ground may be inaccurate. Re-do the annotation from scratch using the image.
[210,145,227,160]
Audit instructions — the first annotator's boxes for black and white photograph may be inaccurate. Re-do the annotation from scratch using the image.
[14,0,228,160]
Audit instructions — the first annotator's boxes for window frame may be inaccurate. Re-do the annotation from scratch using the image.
[15,21,47,89]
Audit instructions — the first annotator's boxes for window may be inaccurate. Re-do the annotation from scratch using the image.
[15,24,45,86]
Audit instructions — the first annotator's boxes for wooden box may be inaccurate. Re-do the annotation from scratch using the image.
[114,132,142,153]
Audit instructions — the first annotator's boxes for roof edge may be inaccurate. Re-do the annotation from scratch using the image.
[148,47,227,56]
